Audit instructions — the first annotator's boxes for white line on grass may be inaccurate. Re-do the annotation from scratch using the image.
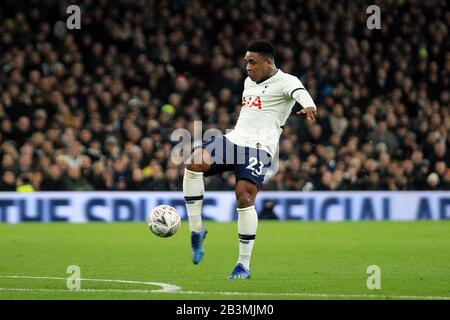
[0,275,180,293]
[0,275,449,300]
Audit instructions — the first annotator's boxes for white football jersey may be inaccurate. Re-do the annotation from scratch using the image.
[225,69,306,156]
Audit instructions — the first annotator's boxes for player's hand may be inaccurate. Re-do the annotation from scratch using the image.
[296,107,317,121]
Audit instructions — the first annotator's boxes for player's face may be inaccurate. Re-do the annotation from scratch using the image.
[244,52,272,82]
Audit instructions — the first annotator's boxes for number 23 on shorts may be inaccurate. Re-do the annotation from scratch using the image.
[246,157,264,177]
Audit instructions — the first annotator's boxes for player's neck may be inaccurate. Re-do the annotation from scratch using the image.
[255,68,279,84]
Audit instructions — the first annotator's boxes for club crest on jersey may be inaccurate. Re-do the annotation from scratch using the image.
[242,96,262,109]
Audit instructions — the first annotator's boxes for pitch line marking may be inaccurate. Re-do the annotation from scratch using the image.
[0,275,180,293]
[0,275,449,300]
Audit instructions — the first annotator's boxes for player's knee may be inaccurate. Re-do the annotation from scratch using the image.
[186,149,211,173]
[186,162,208,173]
[237,191,254,208]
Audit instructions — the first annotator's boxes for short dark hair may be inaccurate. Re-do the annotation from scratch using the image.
[247,40,275,59]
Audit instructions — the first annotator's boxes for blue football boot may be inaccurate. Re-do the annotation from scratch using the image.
[227,263,251,279]
[191,226,207,264]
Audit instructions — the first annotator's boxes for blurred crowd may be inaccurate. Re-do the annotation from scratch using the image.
[0,0,449,192]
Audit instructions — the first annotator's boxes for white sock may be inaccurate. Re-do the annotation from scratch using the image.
[237,205,258,270]
[183,168,204,233]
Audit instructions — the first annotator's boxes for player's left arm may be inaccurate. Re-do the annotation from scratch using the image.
[292,89,317,121]
[284,76,317,121]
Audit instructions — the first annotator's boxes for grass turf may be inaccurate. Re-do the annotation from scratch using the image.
[0,221,449,300]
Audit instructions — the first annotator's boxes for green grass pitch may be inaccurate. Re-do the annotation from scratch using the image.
[0,221,449,300]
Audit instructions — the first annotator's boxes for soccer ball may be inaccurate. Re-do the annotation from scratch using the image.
[147,205,181,237]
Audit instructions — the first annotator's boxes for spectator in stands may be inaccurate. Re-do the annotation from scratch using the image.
[0,170,16,191]
[40,164,68,191]
[16,173,35,192]
[66,165,94,191]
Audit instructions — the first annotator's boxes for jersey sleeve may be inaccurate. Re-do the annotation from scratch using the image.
[282,75,316,110]
[281,75,306,99]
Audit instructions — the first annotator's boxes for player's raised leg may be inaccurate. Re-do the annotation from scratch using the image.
[184,148,211,264]
[228,179,258,279]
